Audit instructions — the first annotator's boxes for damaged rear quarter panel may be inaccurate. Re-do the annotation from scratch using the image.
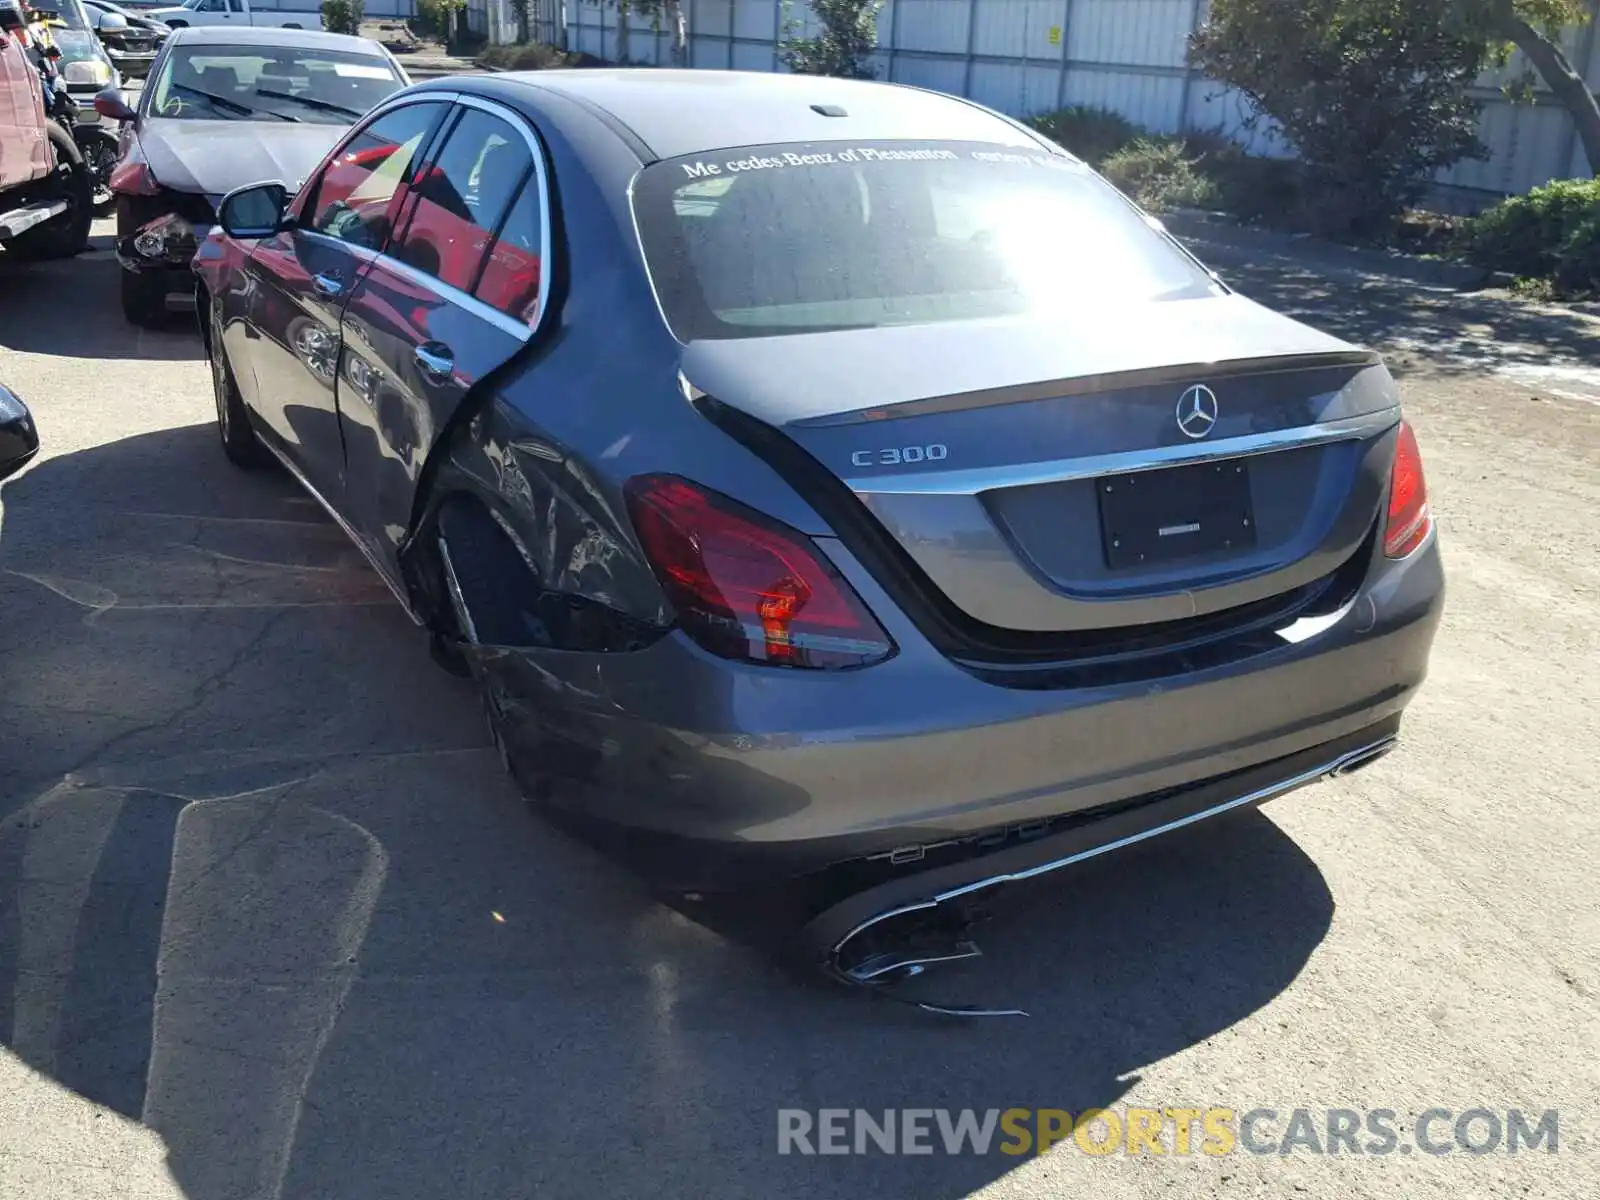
[431,393,676,632]
[398,92,835,642]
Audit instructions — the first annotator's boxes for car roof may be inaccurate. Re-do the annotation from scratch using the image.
[166,25,388,54]
[490,69,1043,162]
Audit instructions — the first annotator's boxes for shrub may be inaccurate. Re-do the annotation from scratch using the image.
[320,0,362,36]
[478,41,594,71]
[1025,106,1145,166]
[1190,0,1494,236]
[1459,178,1599,276]
[1555,213,1600,297]
[1460,178,1600,297]
[1206,154,1309,227]
[1098,137,1221,213]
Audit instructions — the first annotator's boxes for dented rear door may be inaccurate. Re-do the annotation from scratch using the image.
[335,97,548,575]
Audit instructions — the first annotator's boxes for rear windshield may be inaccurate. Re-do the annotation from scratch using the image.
[632,140,1223,342]
[148,44,402,125]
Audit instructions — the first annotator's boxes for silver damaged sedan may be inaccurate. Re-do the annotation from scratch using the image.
[197,70,1445,989]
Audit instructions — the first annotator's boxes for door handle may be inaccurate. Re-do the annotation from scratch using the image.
[312,271,343,297]
[414,342,454,380]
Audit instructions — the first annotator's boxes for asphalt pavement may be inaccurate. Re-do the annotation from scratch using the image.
[0,216,1596,1200]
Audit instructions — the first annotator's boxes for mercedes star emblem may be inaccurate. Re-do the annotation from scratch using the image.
[1176,385,1220,439]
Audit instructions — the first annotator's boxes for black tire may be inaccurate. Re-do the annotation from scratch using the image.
[428,630,473,678]
[209,303,265,467]
[7,121,93,261]
[121,267,168,328]
[433,500,550,801]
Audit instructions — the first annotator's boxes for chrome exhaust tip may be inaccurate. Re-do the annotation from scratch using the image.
[1328,737,1398,778]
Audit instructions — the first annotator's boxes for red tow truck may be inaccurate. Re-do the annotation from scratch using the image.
[0,0,91,258]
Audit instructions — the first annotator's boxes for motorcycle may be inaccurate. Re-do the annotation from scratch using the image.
[41,70,116,215]
[68,106,117,215]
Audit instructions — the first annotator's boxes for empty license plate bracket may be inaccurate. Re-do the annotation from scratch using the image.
[1097,459,1257,570]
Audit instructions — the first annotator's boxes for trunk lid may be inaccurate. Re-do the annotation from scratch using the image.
[682,295,1400,637]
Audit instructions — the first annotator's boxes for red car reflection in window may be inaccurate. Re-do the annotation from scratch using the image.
[475,235,541,326]
[309,141,423,248]
[318,141,543,326]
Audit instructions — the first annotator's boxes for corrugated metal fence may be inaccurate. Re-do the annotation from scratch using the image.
[252,0,415,16]
[531,0,1600,203]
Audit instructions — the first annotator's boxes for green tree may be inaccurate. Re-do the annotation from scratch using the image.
[1464,0,1600,175]
[508,0,530,43]
[779,0,882,79]
[607,0,687,67]
[415,0,465,43]
[1190,0,1497,233]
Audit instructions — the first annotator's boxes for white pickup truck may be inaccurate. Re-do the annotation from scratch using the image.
[145,0,323,30]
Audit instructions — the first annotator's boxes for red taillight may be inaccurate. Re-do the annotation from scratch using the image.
[1384,420,1432,558]
[624,475,894,669]
[109,159,158,197]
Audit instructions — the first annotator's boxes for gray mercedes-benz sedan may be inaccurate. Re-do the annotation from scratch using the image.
[195,69,1443,990]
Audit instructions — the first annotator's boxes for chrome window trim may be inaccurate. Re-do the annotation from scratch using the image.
[845,409,1400,496]
[371,251,535,343]
[358,92,550,344]
[358,90,463,127]
[626,168,684,348]
[293,93,459,226]
[293,231,380,265]
[287,94,545,340]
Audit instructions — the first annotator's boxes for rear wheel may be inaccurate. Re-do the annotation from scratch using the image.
[7,121,93,261]
[209,304,265,467]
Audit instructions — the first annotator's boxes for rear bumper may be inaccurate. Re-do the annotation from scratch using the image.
[803,713,1400,985]
[104,49,159,77]
[486,531,1443,890]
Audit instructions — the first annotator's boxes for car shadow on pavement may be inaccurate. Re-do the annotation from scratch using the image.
[0,423,1337,1200]
[1198,241,1600,381]
[0,238,203,362]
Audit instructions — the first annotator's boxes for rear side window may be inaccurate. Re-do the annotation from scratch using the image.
[389,106,532,294]
[632,140,1223,341]
[306,102,443,251]
[472,178,544,325]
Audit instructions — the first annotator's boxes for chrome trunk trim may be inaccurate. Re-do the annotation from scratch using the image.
[846,408,1399,496]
